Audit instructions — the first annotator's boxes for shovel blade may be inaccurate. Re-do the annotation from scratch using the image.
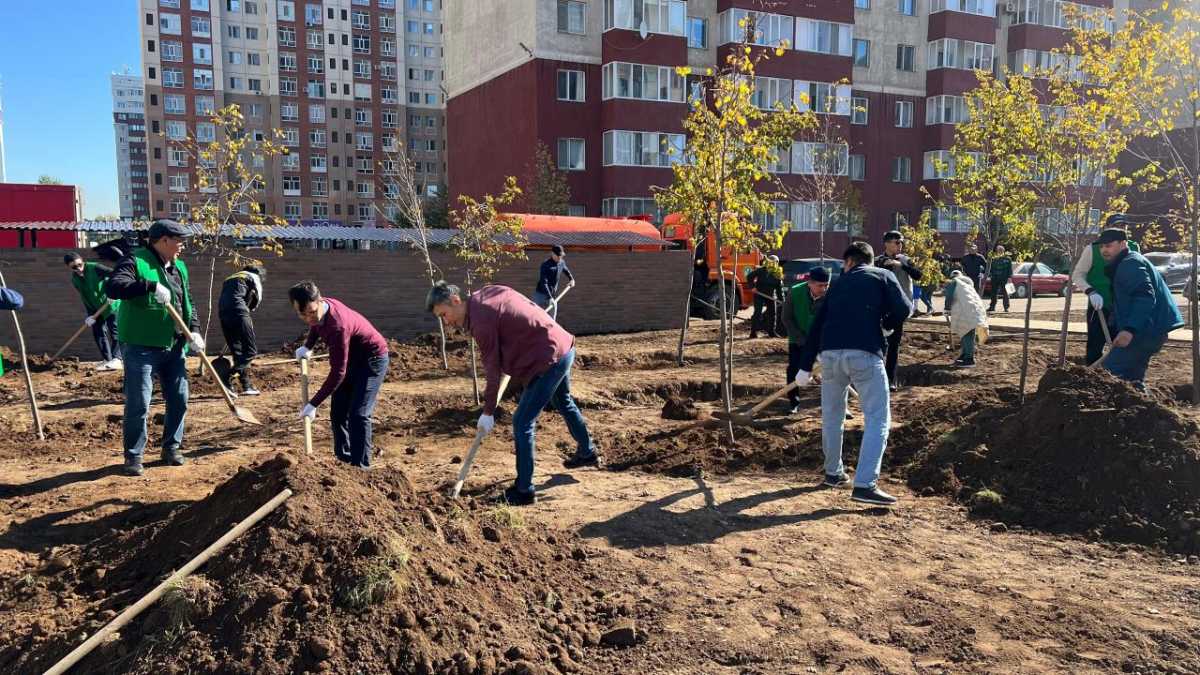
[234,406,263,425]
[710,410,754,425]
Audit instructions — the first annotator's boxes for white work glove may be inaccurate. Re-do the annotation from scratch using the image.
[300,403,317,420]
[1088,292,1104,311]
[152,282,172,305]
[188,332,206,352]
[794,370,812,387]
[477,414,495,434]
[295,346,311,360]
[84,316,96,327]
[883,328,895,337]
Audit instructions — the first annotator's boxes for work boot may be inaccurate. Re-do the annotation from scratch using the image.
[563,452,601,470]
[954,358,976,369]
[851,485,898,506]
[161,448,186,466]
[502,486,536,506]
[123,460,145,477]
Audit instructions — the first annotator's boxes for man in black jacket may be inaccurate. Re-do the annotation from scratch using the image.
[218,265,265,395]
[747,255,783,338]
[796,242,912,506]
[961,244,987,295]
[874,231,922,390]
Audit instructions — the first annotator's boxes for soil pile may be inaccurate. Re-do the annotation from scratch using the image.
[659,396,700,421]
[605,422,820,477]
[907,365,1200,552]
[2,455,654,674]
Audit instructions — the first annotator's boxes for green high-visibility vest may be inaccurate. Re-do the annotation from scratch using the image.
[70,262,118,318]
[1085,240,1140,307]
[116,248,194,350]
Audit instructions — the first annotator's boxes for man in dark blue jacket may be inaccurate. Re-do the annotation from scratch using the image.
[1099,227,1183,387]
[532,245,574,321]
[796,241,912,506]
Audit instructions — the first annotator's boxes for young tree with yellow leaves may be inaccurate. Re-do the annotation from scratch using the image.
[1068,3,1200,403]
[167,103,287,343]
[655,27,814,438]
[449,177,527,403]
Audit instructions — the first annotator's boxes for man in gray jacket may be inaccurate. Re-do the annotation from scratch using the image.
[874,231,923,390]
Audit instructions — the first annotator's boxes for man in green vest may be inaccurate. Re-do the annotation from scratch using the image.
[1071,214,1142,365]
[105,220,204,476]
[783,266,830,413]
[63,252,122,370]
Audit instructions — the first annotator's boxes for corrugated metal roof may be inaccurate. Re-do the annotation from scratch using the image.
[0,221,666,247]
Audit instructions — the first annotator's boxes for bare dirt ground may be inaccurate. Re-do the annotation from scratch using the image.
[0,319,1198,674]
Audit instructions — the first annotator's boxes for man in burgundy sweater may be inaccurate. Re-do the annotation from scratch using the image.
[427,281,598,505]
[290,281,390,468]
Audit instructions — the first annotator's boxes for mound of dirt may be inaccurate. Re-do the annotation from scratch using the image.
[906,365,1200,553]
[660,396,700,421]
[0,454,653,675]
[605,422,820,477]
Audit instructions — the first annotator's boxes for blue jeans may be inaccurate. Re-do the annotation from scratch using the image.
[532,290,557,320]
[123,343,189,464]
[1103,332,1167,388]
[819,349,891,489]
[329,355,389,468]
[513,347,594,494]
[959,330,976,362]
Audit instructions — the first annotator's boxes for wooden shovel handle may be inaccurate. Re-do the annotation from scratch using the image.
[162,303,239,410]
[300,357,313,455]
[52,300,112,361]
[748,381,799,415]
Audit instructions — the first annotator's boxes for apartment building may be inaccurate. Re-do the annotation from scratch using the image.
[139,0,446,226]
[446,0,1126,257]
[400,0,447,196]
[112,73,151,220]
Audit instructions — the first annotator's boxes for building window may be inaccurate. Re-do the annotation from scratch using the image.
[168,147,189,167]
[557,69,585,102]
[284,201,301,218]
[557,138,586,171]
[897,0,915,15]
[163,68,184,88]
[558,0,585,35]
[164,94,186,114]
[603,130,686,167]
[853,39,870,67]
[891,156,912,183]
[352,10,370,29]
[159,13,182,34]
[925,95,969,125]
[855,0,870,7]
[190,16,211,37]
[686,16,707,49]
[895,100,914,127]
[791,17,853,56]
[279,26,296,46]
[354,60,372,78]
[795,81,852,116]
[309,104,326,123]
[751,76,792,111]
[310,154,328,173]
[161,41,183,61]
[601,62,686,103]
[719,9,793,48]
[849,154,865,181]
[791,142,850,176]
[194,69,214,89]
[602,197,664,222]
[352,34,370,53]
[896,44,915,72]
[931,0,997,17]
[851,96,868,125]
[605,0,686,36]
[169,174,189,192]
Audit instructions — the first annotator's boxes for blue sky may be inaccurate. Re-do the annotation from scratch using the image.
[0,2,141,218]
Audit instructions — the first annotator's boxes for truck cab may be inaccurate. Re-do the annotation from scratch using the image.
[661,213,762,319]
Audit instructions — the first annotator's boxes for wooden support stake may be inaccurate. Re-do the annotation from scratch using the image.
[43,488,292,675]
[0,270,42,440]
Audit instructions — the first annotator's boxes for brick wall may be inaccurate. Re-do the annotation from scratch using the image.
[0,248,691,358]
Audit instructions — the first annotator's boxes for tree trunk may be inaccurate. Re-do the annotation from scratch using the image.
[713,213,735,445]
[1191,208,1199,405]
[203,257,217,344]
[1056,253,1080,366]
[1018,266,1036,405]
[675,249,694,367]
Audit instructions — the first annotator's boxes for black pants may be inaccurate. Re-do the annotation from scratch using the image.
[91,314,119,362]
[219,312,257,389]
[987,280,1010,311]
[329,355,389,468]
[885,323,905,386]
[786,342,805,405]
[751,296,777,337]
[1086,305,1110,365]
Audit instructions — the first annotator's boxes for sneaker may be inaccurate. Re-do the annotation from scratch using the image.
[822,472,850,488]
[789,403,803,414]
[96,359,121,371]
[502,486,536,506]
[953,359,976,369]
[851,485,898,506]
[563,453,601,470]
[123,461,144,477]
[161,449,186,466]
[241,387,261,396]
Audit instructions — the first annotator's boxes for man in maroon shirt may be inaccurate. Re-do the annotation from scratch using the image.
[427,281,598,505]
[290,281,390,468]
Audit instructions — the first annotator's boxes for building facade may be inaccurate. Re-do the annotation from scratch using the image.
[112,73,151,220]
[138,0,446,226]
[446,0,1125,257]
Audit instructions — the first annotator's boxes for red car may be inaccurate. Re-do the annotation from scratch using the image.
[982,262,1071,298]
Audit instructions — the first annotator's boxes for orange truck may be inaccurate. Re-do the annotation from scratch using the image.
[660,212,764,320]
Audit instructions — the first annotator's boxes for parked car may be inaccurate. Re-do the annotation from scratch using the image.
[782,258,844,287]
[982,262,1070,298]
[1146,251,1199,296]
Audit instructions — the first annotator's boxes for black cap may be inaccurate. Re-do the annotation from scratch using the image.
[1105,213,1132,229]
[1097,228,1128,245]
[148,219,192,240]
[551,245,565,256]
[883,230,904,243]
[244,265,265,279]
[808,267,830,283]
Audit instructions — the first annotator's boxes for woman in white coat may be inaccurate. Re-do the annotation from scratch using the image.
[943,270,989,367]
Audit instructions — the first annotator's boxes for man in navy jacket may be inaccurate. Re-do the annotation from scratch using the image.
[797,241,912,506]
[1099,227,1183,387]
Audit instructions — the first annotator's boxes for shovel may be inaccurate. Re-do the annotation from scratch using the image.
[51,300,112,361]
[1089,306,1115,369]
[711,381,798,425]
[299,357,313,455]
[450,373,511,498]
[163,303,262,425]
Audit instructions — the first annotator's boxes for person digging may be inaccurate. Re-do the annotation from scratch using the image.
[795,242,912,506]
[64,252,122,370]
[218,265,265,396]
[1071,214,1142,366]
[531,244,574,321]
[747,255,783,339]
[942,270,989,368]
[104,219,203,477]
[782,266,829,413]
[427,281,599,506]
[291,281,390,469]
